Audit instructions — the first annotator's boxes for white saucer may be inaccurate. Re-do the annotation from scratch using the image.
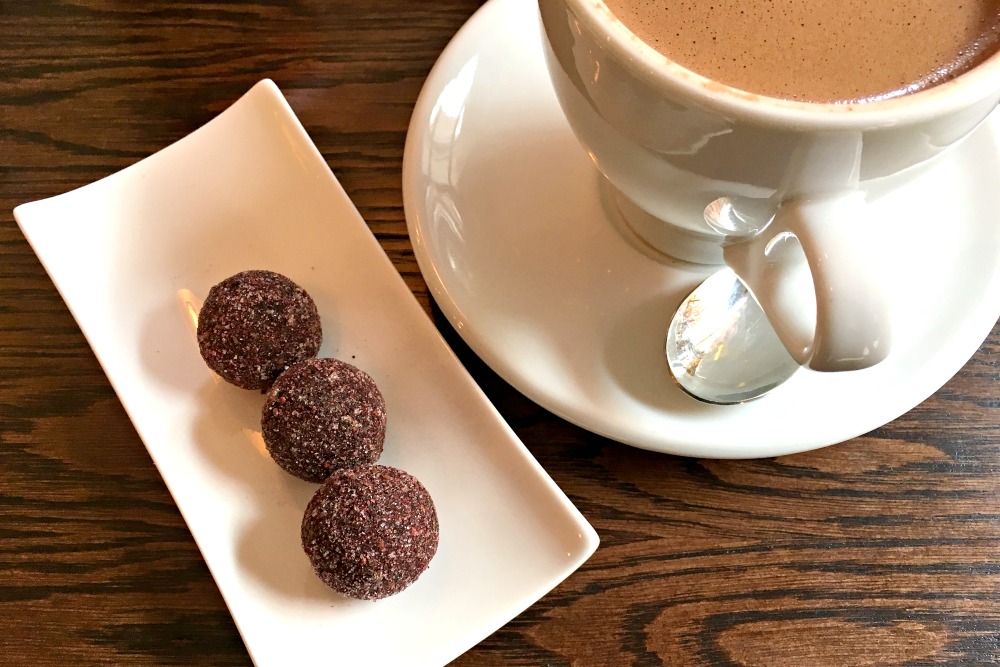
[403,0,1000,458]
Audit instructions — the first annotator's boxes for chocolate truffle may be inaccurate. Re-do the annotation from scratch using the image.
[262,357,386,482]
[197,270,322,391]
[301,465,439,600]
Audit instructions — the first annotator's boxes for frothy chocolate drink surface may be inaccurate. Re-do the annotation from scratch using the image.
[601,0,1000,102]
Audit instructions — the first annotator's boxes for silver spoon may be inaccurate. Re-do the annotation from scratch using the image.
[666,267,799,404]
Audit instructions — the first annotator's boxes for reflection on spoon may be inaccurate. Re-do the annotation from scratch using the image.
[666,268,799,405]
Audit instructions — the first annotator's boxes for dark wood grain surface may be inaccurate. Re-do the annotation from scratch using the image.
[3,1,1000,665]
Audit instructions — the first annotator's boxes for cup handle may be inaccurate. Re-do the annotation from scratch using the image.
[722,190,891,372]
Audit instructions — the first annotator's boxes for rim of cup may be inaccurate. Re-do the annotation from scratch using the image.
[568,0,1000,129]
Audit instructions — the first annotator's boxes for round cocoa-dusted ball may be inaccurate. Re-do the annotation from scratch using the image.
[197,270,322,391]
[301,465,439,600]
[261,357,386,482]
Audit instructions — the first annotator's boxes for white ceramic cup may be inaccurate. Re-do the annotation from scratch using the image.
[538,0,1000,372]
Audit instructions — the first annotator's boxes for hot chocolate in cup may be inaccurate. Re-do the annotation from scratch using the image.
[538,0,1000,372]
[603,0,1000,104]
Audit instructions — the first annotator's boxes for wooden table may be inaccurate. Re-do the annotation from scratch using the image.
[3,1,999,664]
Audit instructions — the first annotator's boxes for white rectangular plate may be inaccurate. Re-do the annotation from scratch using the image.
[14,79,598,667]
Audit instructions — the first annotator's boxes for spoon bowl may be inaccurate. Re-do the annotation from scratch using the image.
[666,268,800,404]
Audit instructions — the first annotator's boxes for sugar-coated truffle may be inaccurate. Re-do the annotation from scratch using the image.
[261,357,386,482]
[301,465,439,600]
[197,270,322,391]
